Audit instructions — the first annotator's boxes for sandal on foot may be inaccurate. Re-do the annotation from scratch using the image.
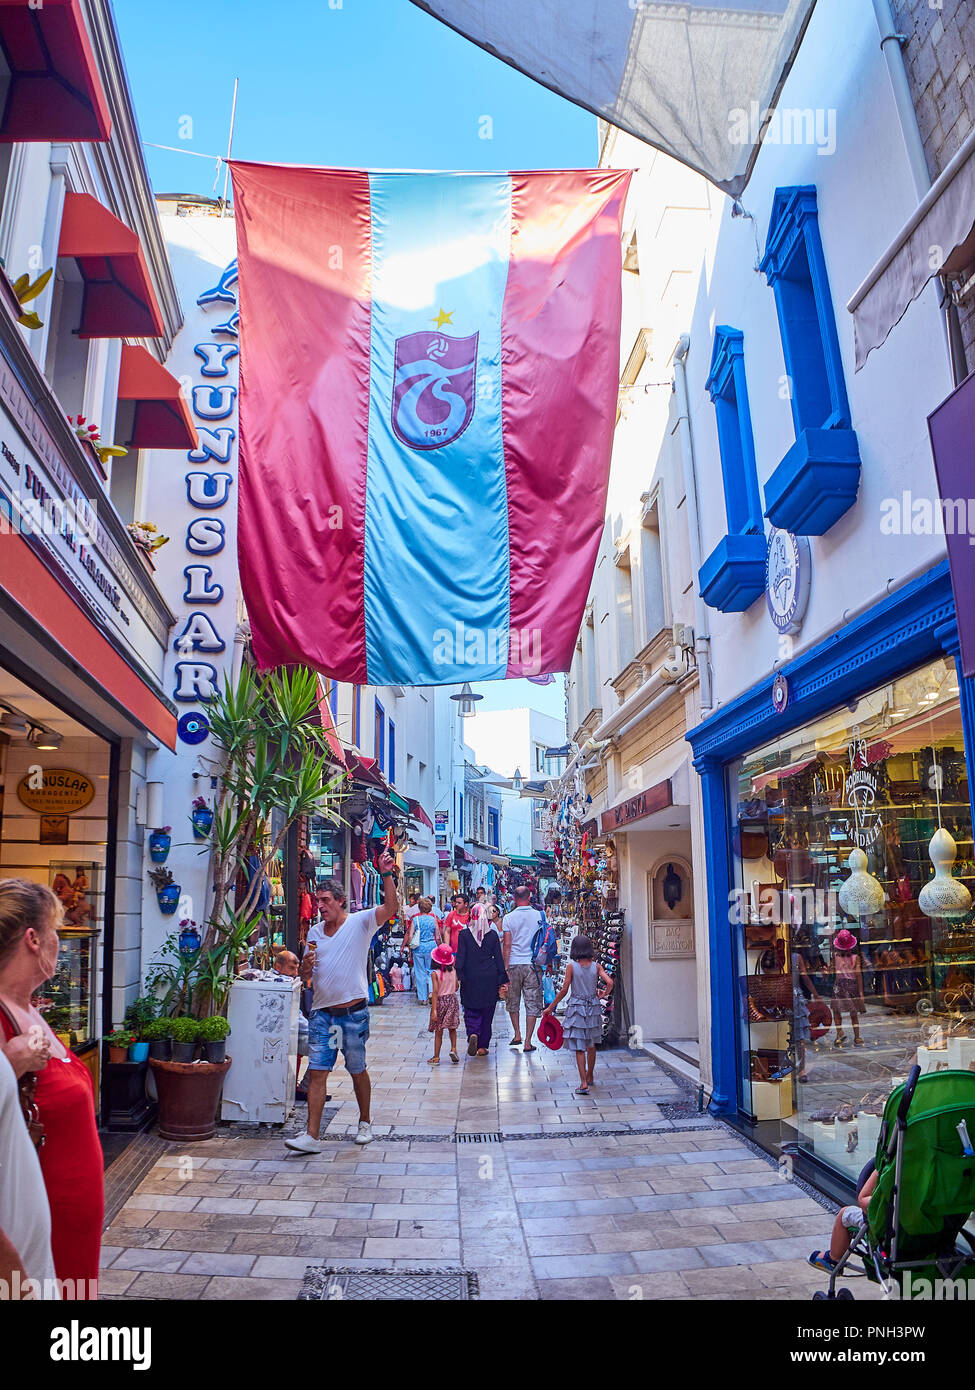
[523,1043,537,1052]
[428,1056,440,1065]
[467,1035,479,1056]
[808,1250,838,1273]
[449,1051,459,1063]
[575,1084,590,1095]
[509,1037,523,1046]
[476,1048,488,1056]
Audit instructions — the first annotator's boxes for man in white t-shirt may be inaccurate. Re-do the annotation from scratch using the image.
[501,884,544,1052]
[286,850,398,1153]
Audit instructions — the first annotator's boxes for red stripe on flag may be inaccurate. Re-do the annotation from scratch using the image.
[231,162,372,681]
[501,170,631,678]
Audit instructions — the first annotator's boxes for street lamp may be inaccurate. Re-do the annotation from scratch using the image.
[450,682,483,718]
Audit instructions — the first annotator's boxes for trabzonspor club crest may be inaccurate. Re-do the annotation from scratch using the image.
[392,330,478,450]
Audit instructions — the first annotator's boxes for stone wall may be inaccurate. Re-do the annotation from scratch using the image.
[892,0,975,363]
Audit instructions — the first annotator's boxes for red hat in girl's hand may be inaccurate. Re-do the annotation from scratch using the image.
[538,1014,564,1050]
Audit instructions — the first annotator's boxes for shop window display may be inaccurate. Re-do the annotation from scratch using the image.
[730,657,972,1182]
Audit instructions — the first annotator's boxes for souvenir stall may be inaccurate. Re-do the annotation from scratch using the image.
[551,787,626,1043]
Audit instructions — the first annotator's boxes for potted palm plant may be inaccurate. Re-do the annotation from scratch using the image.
[145,665,345,1141]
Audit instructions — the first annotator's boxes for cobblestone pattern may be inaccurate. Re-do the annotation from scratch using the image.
[891,0,975,359]
[100,995,880,1301]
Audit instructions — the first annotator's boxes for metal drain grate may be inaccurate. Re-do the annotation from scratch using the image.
[300,1266,478,1300]
[454,1131,504,1143]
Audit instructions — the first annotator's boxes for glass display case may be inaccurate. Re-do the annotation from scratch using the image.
[39,928,98,1050]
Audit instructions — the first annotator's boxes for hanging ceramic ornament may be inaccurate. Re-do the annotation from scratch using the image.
[837,848,885,918]
[918,827,973,920]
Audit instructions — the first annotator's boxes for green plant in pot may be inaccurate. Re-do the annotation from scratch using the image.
[143,1017,174,1061]
[198,1014,230,1063]
[169,1016,201,1063]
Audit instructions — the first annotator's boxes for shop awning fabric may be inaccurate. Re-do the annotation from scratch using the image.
[407,797,434,831]
[849,127,975,369]
[409,0,817,197]
[346,752,386,789]
[0,0,111,143]
[57,192,164,339]
[314,678,347,767]
[117,345,197,450]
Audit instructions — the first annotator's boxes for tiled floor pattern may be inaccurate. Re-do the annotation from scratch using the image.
[101,994,878,1301]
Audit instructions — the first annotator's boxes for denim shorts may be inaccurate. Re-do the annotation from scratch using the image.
[307,1005,370,1075]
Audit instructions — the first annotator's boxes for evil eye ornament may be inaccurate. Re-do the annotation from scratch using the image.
[177,711,211,745]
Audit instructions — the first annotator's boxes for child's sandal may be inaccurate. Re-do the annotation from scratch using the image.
[428,1057,440,1065]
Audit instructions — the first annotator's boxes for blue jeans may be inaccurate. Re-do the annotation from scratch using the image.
[413,948,433,1002]
[306,1005,370,1075]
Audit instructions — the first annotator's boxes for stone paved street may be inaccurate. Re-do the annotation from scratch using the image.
[100,994,880,1301]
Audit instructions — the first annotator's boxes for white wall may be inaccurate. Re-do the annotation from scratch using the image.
[687,0,953,718]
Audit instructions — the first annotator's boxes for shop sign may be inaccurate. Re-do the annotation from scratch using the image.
[18,769,95,815]
[844,728,883,848]
[0,376,168,671]
[765,528,810,636]
[435,810,447,846]
[600,779,672,832]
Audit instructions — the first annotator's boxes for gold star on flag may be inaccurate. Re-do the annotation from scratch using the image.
[431,308,454,329]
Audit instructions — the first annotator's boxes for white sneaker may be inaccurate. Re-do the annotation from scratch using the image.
[354,1121,373,1145]
[285,1132,323,1154]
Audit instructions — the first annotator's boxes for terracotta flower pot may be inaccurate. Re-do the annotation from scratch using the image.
[149,1056,232,1141]
[107,1046,128,1064]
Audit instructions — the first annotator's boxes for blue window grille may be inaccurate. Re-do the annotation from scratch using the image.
[488,808,499,849]
[389,720,396,785]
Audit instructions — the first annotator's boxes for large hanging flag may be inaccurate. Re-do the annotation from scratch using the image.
[409,0,818,197]
[230,162,630,687]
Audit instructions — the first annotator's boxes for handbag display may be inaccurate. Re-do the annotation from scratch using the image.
[747,956,792,1012]
[807,999,832,1041]
[0,1001,46,1150]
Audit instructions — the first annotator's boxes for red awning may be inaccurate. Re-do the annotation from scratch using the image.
[315,679,347,768]
[117,345,197,450]
[0,0,111,143]
[407,797,434,831]
[346,752,386,789]
[58,192,164,339]
[437,850,450,866]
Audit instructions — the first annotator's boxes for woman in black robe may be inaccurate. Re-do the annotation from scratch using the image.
[455,905,508,1056]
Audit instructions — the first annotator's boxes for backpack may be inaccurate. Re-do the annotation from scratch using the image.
[531,912,558,970]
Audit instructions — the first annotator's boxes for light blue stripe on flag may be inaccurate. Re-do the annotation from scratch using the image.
[363,172,511,686]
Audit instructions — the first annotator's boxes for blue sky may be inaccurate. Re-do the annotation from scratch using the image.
[114,0,596,195]
[113,0,584,727]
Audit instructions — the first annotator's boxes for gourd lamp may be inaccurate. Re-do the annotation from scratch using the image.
[837,848,885,918]
[918,828,973,920]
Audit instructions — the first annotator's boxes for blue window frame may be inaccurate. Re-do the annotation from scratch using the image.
[459,792,464,838]
[758,185,860,536]
[705,327,762,536]
[351,685,361,747]
[388,720,396,785]
[760,185,849,435]
[488,807,499,849]
[375,699,385,772]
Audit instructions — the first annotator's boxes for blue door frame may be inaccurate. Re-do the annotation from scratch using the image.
[686,561,975,1116]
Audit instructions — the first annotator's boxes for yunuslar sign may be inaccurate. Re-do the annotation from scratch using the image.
[18,769,96,815]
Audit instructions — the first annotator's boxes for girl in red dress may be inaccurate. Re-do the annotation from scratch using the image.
[0,879,103,1297]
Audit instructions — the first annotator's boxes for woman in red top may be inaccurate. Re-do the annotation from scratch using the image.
[438,893,470,955]
[0,879,103,1296]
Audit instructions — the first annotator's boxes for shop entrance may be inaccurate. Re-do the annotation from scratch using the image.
[0,659,114,1095]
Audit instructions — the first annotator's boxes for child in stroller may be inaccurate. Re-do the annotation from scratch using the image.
[808,1159,878,1274]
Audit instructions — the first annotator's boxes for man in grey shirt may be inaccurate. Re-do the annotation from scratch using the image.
[501,884,543,1052]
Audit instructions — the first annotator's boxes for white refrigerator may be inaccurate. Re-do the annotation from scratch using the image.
[220,974,301,1124]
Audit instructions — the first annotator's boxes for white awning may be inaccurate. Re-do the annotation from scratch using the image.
[848,125,975,370]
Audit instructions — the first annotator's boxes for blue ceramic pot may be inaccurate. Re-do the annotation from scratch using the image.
[148,831,171,864]
[191,808,214,840]
[128,1041,149,1063]
[178,924,201,954]
[157,883,181,915]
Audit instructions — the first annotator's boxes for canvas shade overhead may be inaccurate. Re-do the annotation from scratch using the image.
[117,345,197,450]
[57,192,164,339]
[409,0,818,196]
[314,678,347,768]
[849,126,975,370]
[0,0,111,143]
[407,797,435,831]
